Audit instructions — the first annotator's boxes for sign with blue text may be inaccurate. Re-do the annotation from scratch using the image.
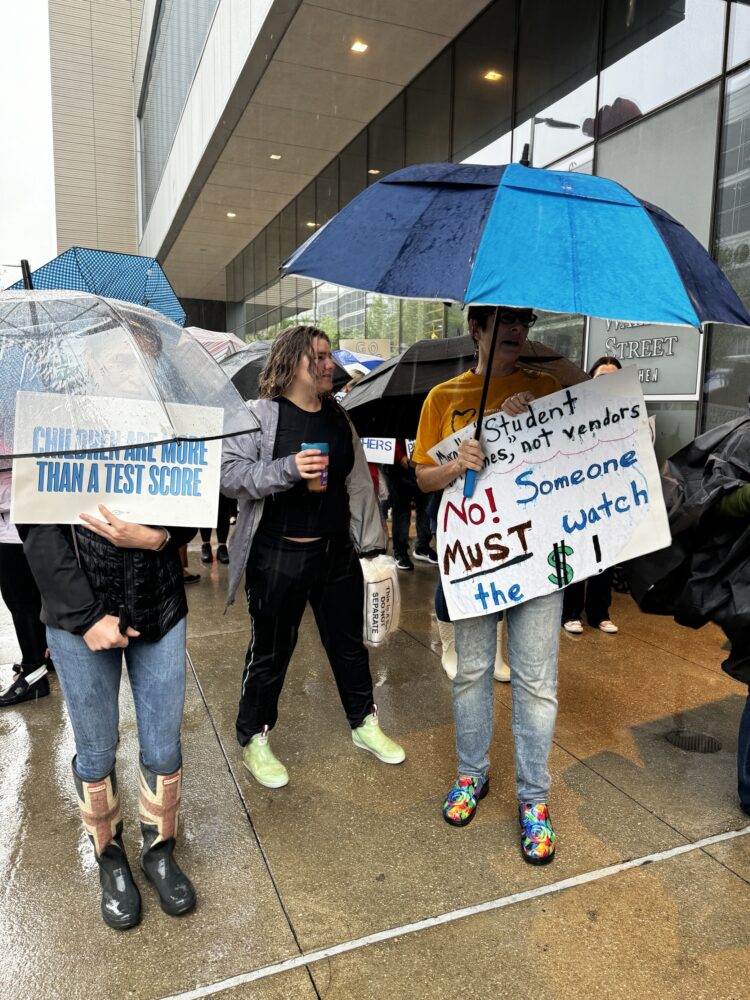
[11,392,223,527]
[431,368,670,621]
[360,437,395,464]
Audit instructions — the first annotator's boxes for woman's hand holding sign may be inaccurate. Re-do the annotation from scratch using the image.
[416,437,485,493]
[502,391,536,416]
[456,438,485,474]
[79,504,168,550]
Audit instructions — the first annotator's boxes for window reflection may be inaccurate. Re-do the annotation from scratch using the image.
[316,162,339,227]
[400,300,445,348]
[729,2,750,69]
[339,132,367,207]
[514,0,599,166]
[452,2,515,161]
[368,97,404,182]
[296,182,316,249]
[406,51,451,165]
[599,0,724,133]
[530,312,586,368]
[365,294,400,354]
[548,146,594,173]
[279,202,297,265]
[705,67,750,430]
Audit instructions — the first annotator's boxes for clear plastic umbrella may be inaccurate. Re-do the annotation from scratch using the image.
[0,290,258,468]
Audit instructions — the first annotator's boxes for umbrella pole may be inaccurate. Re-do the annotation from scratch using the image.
[463,306,500,498]
[20,260,33,289]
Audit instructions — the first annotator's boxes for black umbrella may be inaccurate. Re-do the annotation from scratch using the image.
[340,335,588,438]
[220,340,349,400]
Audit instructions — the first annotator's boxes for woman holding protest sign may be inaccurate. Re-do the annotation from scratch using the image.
[18,509,197,929]
[221,325,405,789]
[414,305,563,864]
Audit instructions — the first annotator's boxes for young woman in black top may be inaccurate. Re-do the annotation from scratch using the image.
[221,326,405,787]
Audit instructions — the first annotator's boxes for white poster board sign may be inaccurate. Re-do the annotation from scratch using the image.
[431,368,670,621]
[11,392,223,527]
[360,437,396,464]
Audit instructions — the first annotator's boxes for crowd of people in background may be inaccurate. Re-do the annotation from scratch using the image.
[1,313,748,930]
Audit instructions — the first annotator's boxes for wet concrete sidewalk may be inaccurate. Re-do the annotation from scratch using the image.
[1,542,748,1000]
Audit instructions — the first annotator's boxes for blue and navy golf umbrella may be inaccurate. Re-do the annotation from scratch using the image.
[283,162,750,330]
[7,247,186,326]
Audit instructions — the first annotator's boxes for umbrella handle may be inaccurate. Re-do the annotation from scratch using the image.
[463,468,478,498]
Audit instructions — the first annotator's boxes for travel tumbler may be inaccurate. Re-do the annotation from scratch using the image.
[300,441,329,492]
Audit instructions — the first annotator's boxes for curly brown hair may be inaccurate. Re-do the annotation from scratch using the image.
[257,325,331,399]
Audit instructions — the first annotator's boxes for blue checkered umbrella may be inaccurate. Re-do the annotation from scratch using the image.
[7,247,185,325]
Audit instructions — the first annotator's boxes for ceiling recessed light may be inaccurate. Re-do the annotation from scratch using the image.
[351,40,368,53]
[226,211,237,218]
[483,70,503,82]
[367,168,381,176]
[269,153,282,160]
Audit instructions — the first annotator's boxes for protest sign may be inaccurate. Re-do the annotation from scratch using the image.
[11,392,223,527]
[360,437,395,464]
[431,368,670,621]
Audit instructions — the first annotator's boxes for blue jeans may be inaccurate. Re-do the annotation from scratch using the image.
[46,619,187,782]
[739,688,750,815]
[453,590,563,802]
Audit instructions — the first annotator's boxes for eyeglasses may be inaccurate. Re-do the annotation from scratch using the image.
[497,309,537,327]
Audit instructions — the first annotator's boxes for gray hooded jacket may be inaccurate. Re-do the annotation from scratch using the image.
[221,398,387,606]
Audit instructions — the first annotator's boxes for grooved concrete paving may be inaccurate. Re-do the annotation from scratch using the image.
[1,540,747,1000]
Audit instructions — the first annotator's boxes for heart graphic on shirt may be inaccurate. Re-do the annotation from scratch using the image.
[451,407,478,433]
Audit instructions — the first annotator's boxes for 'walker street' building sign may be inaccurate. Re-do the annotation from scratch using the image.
[431,368,670,621]
[587,318,702,399]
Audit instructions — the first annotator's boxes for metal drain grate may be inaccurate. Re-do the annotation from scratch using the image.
[665,730,722,753]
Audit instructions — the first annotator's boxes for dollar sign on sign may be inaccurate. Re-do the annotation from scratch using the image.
[547,542,574,587]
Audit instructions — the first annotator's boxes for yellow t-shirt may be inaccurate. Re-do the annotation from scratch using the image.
[413,367,561,466]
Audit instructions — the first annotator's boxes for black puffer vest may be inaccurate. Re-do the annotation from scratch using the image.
[74,527,187,641]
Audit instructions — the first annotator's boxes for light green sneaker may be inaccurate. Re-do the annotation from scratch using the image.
[242,727,289,788]
[352,709,405,764]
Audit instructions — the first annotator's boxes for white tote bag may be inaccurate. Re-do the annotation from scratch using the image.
[360,554,401,646]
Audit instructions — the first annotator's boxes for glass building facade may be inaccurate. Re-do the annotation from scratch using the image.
[224,0,750,459]
[138,0,221,222]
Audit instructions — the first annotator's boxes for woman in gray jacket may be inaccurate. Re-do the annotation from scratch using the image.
[222,326,405,788]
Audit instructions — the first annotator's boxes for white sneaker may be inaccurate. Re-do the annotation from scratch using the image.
[494,619,510,682]
[436,620,457,679]
[598,620,618,634]
[563,620,583,634]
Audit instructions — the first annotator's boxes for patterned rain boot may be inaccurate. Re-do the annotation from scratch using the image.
[138,761,196,916]
[73,760,141,930]
[519,802,556,865]
[442,775,490,827]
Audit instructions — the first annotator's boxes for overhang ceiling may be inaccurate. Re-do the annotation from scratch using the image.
[162,0,492,302]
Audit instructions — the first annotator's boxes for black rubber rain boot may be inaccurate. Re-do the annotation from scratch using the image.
[0,662,50,706]
[73,761,141,930]
[138,761,196,916]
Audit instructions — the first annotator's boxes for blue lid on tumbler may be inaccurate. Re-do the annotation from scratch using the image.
[300,442,329,454]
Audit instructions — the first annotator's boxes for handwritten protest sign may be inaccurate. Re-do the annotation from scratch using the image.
[360,437,395,464]
[431,368,670,621]
[11,392,223,527]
